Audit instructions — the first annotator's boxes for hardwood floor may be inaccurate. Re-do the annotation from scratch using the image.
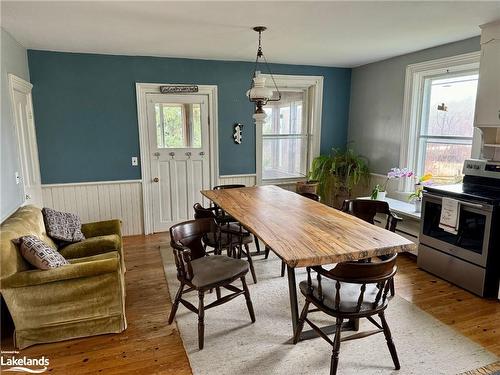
[1,233,191,374]
[1,234,499,374]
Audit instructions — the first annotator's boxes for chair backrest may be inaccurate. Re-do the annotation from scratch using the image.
[193,203,216,219]
[170,218,217,261]
[213,184,246,190]
[299,192,320,201]
[309,254,397,312]
[341,199,398,232]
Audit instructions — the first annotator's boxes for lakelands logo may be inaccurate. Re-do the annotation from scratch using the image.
[1,351,49,373]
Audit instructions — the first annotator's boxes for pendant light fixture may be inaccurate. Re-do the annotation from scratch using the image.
[246,26,281,114]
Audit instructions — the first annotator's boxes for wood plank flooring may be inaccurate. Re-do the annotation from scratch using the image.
[1,233,499,374]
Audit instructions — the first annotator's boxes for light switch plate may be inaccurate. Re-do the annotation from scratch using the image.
[15,172,21,184]
[131,157,139,166]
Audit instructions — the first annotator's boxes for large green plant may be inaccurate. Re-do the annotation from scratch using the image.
[309,146,370,203]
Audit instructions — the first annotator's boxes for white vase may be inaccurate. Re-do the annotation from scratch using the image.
[377,191,386,200]
[414,199,422,213]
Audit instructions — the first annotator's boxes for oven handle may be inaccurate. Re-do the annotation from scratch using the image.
[423,192,491,211]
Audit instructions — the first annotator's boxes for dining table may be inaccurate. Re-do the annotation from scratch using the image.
[201,185,417,340]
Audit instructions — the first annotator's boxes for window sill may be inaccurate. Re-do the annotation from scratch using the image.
[261,178,306,186]
[361,196,421,220]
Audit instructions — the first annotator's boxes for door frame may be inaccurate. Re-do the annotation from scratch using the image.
[136,83,218,234]
[8,73,43,207]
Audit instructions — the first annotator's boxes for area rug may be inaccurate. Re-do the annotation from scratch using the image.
[160,246,498,375]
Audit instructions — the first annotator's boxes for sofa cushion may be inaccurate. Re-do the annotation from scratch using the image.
[42,207,85,243]
[1,205,59,280]
[59,234,121,260]
[14,235,69,270]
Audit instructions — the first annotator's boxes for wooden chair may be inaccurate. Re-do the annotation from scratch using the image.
[193,203,257,284]
[341,199,402,296]
[168,218,256,350]
[213,184,262,254]
[293,254,400,375]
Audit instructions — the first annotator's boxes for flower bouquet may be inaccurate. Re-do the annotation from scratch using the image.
[371,168,414,200]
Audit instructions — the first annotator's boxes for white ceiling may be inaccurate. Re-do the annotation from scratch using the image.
[2,1,500,67]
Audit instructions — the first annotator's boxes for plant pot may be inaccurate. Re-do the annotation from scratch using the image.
[296,180,319,194]
[414,199,422,213]
[377,191,387,200]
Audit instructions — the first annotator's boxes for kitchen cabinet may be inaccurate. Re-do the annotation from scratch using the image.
[475,21,500,161]
[475,38,500,127]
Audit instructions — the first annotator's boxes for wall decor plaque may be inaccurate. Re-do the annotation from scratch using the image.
[160,85,199,94]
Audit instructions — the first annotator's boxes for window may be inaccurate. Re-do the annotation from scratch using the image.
[417,73,478,184]
[154,103,201,148]
[400,52,480,190]
[262,91,308,180]
[256,74,323,184]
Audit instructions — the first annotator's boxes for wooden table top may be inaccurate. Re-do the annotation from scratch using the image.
[201,185,416,268]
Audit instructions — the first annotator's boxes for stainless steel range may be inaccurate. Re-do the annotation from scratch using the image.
[418,159,500,298]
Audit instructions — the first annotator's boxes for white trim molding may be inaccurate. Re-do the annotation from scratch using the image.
[399,51,480,191]
[136,83,218,234]
[256,74,324,186]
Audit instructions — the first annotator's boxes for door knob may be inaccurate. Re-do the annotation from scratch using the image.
[153,177,159,183]
[199,151,205,156]
[185,152,192,158]
[153,152,160,157]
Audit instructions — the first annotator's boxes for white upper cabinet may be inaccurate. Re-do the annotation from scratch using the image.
[475,21,500,127]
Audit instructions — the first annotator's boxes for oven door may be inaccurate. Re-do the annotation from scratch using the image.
[420,192,493,267]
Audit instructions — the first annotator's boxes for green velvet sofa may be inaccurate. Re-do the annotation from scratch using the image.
[0,205,127,349]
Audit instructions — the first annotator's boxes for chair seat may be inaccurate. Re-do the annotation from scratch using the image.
[299,279,385,314]
[190,255,249,287]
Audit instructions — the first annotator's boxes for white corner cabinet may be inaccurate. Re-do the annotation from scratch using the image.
[475,20,500,160]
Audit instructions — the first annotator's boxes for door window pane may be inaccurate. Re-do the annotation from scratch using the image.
[262,137,307,180]
[421,141,472,184]
[155,103,202,148]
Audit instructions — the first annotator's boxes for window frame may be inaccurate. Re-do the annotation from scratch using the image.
[255,74,324,185]
[399,52,481,192]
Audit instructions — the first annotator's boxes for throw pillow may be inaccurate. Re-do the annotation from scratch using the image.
[13,235,69,270]
[42,207,85,243]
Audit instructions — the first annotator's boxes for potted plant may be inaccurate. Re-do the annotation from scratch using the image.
[309,146,370,208]
[296,180,320,195]
[371,168,414,200]
[408,173,432,212]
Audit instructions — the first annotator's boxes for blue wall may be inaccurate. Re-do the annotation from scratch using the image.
[27,50,351,184]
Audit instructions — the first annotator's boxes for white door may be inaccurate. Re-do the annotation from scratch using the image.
[9,74,43,207]
[147,94,211,232]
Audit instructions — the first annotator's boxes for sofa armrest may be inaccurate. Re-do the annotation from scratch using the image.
[1,252,120,288]
[81,219,122,239]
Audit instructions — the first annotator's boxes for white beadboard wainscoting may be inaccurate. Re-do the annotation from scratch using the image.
[218,174,297,192]
[40,175,300,236]
[41,180,144,236]
[217,174,257,186]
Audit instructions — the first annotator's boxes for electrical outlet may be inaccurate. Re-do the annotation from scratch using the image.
[131,157,139,166]
[15,172,21,184]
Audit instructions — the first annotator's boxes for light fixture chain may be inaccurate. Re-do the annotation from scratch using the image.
[261,53,281,101]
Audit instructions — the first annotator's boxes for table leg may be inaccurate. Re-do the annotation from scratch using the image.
[287,265,299,337]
